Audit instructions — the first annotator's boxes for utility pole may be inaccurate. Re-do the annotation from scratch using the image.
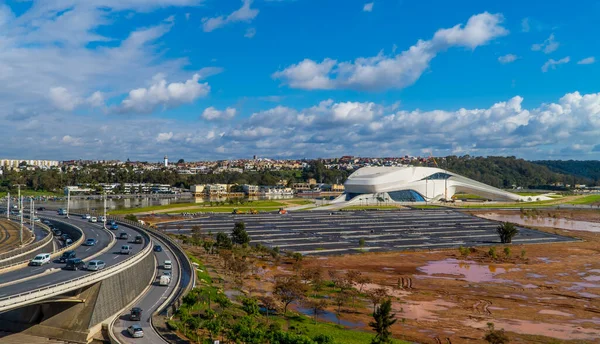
[20,195,23,245]
[103,192,107,229]
[66,188,71,218]
[6,192,9,219]
[30,199,35,233]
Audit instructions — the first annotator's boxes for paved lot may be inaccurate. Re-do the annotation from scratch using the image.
[156,210,575,256]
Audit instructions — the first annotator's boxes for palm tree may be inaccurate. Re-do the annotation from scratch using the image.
[497,222,518,244]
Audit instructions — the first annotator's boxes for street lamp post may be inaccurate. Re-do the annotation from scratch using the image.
[66,188,71,218]
[6,192,9,219]
[16,184,25,246]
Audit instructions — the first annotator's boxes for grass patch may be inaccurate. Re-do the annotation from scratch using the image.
[410,205,445,209]
[565,195,600,205]
[167,206,283,214]
[286,199,314,205]
[514,192,547,196]
[342,205,400,210]
[276,314,409,344]
[0,190,63,198]
[453,193,484,199]
[110,200,287,215]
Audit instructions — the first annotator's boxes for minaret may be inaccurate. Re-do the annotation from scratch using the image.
[164,155,168,167]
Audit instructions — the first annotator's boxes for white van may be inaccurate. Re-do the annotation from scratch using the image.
[29,253,51,266]
[121,245,132,255]
[159,275,171,286]
[163,260,172,270]
[89,217,98,223]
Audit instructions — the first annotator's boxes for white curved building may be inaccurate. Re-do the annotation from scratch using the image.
[336,166,527,204]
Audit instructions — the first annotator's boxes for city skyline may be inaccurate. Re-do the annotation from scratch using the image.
[1,1,599,161]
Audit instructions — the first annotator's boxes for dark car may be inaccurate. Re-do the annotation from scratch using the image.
[153,245,162,252]
[119,232,129,240]
[64,258,86,271]
[134,235,143,244]
[83,238,97,246]
[52,228,62,236]
[37,207,46,211]
[130,307,142,321]
[59,250,76,263]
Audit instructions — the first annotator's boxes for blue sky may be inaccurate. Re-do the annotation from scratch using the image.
[1,0,599,161]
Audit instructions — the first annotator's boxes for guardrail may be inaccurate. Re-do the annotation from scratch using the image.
[0,217,51,263]
[0,220,151,313]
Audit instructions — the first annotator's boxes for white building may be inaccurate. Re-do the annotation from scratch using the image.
[336,166,547,205]
[164,155,168,167]
[0,159,59,169]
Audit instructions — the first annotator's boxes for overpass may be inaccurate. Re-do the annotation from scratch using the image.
[0,211,195,343]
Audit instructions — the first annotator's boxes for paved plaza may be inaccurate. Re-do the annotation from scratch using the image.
[156,209,575,256]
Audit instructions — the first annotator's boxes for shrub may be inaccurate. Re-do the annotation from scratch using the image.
[166,320,178,331]
[124,214,138,222]
[313,334,334,344]
[497,222,519,244]
[488,247,497,259]
[483,322,509,344]
[503,247,511,258]
[459,246,470,257]
[520,249,526,259]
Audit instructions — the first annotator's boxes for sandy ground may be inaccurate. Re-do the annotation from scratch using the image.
[182,210,600,344]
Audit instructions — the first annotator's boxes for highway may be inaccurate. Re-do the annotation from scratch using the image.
[0,212,146,299]
[111,235,180,343]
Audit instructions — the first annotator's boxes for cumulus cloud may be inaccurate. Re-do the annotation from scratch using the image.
[542,57,570,72]
[202,107,237,121]
[498,54,518,64]
[202,0,259,32]
[532,33,559,54]
[363,2,374,12]
[577,57,595,65]
[49,88,105,111]
[61,135,84,146]
[273,12,508,91]
[120,73,211,113]
[157,132,174,142]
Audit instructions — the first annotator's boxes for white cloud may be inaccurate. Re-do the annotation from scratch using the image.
[498,54,518,64]
[521,18,530,32]
[273,12,508,91]
[363,2,374,12]
[156,132,174,142]
[202,0,259,32]
[49,87,81,111]
[61,135,84,146]
[120,73,211,113]
[577,57,595,65]
[202,107,237,121]
[245,27,256,38]
[541,56,570,72]
[532,33,559,54]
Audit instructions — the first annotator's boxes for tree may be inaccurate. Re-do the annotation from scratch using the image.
[333,289,351,323]
[369,299,397,344]
[273,275,306,314]
[497,222,518,243]
[356,275,372,293]
[242,297,260,316]
[124,214,138,222]
[304,298,328,323]
[216,232,233,249]
[367,288,389,313]
[231,221,250,245]
[191,225,202,244]
[177,159,185,164]
[260,295,278,321]
[483,322,510,344]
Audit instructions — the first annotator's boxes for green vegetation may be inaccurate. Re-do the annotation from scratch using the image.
[409,205,444,209]
[513,192,546,196]
[496,222,518,244]
[483,322,510,344]
[565,195,600,205]
[369,299,397,344]
[286,199,315,205]
[453,193,484,199]
[341,206,400,211]
[534,160,600,182]
[109,199,287,215]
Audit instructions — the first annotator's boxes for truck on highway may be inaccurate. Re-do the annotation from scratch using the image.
[57,208,67,215]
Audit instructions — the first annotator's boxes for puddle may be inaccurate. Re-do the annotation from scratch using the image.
[578,292,599,298]
[294,305,364,328]
[537,257,559,264]
[526,273,546,279]
[539,309,573,317]
[464,318,600,340]
[394,299,457,322]
[567,282,600,291]
[571,317,600,325]
[522,284,537,289]
[584,275,600,282]
[417,259,518,283]
[476,213,600,233]
[488,306,506,311]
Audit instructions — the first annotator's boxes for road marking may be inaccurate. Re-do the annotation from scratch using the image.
[32,267,43,272]
[85,247,91,252]
[113,256,120,259]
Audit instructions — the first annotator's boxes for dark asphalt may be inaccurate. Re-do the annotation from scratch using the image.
[0,212,148,299]
[157,209,576,256]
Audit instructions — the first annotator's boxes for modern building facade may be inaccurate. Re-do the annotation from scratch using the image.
[337,166,532,204]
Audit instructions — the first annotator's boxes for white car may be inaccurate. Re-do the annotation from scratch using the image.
[127,325,144,338]
[98,216,106,222]
[163,260,172,270]
[89,217,97,223]
[121,245,132,255]
[82,214,91,219]
[29,253,51,266]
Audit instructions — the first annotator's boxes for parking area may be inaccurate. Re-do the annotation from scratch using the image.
[156,210,575,256]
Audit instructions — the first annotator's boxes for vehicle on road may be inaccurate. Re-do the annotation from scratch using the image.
[89,217,97,223]
[110,223,119,230]
[127,325,144,338]
[86,260,105,271]
[153,245,162,252]
[29,253,51,266]
[65,238,73,246]
[278,207,287,214]
[130,307,142,321]
[61,234,69,241]
[59,250,76,263]
[120,245,132,254]
[65,258,86,271]
[134,235,143,244]
[57,209,67,215]
[159,274,171,286]
[119,232,128,240]
[163,260,172,270]
[37,207,46,211]
[83,238,97,246]
[82,214,91,219]
[33,217,41,222]
[52,228,62,236]
[162,271,172,277]
[98,216,106,222]
[42,219,51,225]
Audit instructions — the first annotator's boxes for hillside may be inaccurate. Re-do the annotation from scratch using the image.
[413,156,593,189]
[533,160,600,183]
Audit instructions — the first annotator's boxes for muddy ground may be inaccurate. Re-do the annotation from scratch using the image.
[182,210,600,344]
